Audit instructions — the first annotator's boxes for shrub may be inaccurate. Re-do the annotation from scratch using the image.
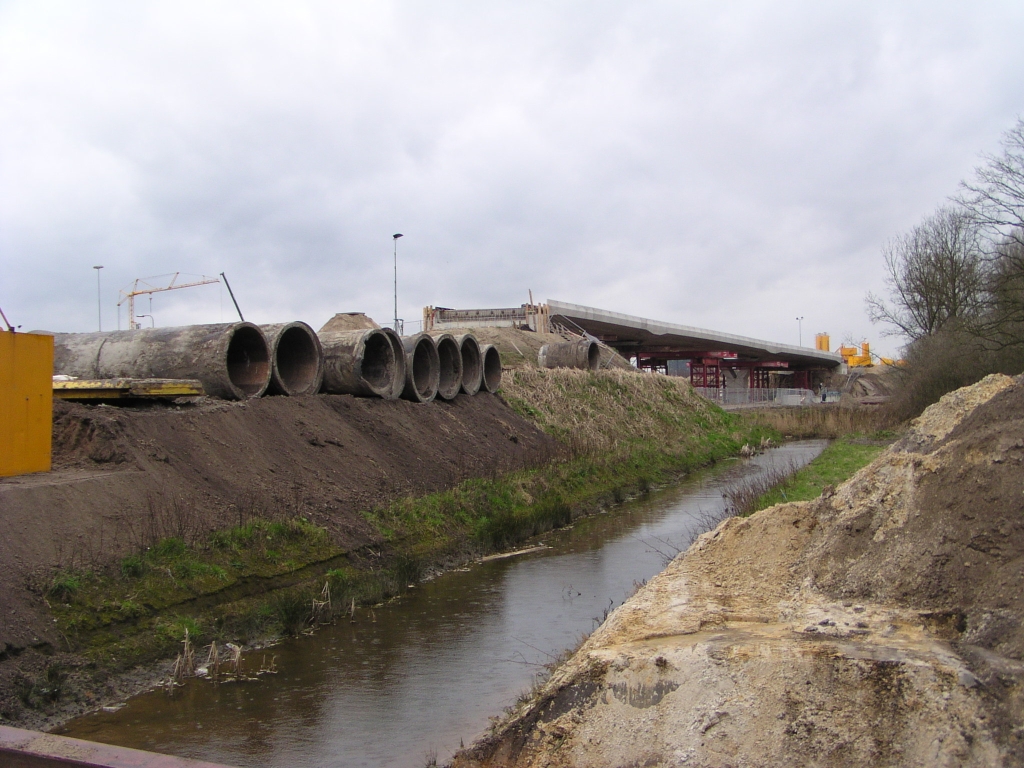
[120,555,146,579]
[153,537,187,558]
[47,572,82,601]
[393,554,422,586]
[885,329,1024,422]
[270,590,310,635]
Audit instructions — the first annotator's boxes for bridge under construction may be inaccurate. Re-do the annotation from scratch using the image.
[424,299,842,394]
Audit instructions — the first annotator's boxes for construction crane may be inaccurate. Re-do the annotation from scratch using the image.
[117,273,220,330]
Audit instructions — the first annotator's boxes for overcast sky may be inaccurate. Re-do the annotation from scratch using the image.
[2,2,1023,357]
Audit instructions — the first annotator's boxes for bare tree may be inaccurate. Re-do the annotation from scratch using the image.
[956,120,1024,349]
[866,205,986,341]
[958,118,1024,252]
[973,234,1024,348]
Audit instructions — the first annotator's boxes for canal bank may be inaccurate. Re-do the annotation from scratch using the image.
[453,374,1024,767]
[57,442,829,766]
[0,364,770,732]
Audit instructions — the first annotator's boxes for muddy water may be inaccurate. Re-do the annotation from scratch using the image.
[61,441,827,767]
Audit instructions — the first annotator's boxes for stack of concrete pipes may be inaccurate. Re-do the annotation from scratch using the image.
[51,321,501,402]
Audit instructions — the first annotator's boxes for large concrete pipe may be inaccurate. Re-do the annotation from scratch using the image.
[454,333,483,396]
[400,333,440,403]
[381,327,407,400]
[318,328,396,397]
[538,339,600,371]
[52,323,271,399]
[261,322,324,396]
[480,343,503,393]
[432,333,463,401]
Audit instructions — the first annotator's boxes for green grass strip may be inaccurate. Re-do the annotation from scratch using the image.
[749,437,888,513]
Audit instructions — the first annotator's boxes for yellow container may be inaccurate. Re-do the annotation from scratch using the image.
[0,331,53,477]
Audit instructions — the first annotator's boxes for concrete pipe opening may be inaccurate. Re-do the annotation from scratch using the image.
[401,333,440,403]
[226,325,272,397]
[480,344,502,393]
[51,322,271,400]
[434,333,463,401]
[585,340,600,371]
[360,332,395,393]
[318,328,396,397]
[458,334,483,396]
[263,322,324,396]
[381,328,407,400]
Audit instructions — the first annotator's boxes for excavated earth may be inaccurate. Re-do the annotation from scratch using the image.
[454,374,1024,768]
[0,391,557,723]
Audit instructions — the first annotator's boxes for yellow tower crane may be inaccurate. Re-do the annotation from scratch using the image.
[117,273,220,330]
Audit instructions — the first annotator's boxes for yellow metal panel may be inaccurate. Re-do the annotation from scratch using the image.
[128,379,203,397]
[0,331,53,477]
[52,378,204,400]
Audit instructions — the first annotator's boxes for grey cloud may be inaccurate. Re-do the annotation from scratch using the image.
[2,1,1023,355]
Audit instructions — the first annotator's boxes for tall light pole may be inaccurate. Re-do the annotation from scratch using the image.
[392,233,403,333]
[93,266,104,331]
[796,316,804,347]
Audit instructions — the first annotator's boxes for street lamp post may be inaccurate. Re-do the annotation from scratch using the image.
[796,316,804,347]
[93,266,104,331]
[392,233,403,333]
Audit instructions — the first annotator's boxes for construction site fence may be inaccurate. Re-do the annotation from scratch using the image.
[693,387,821,407]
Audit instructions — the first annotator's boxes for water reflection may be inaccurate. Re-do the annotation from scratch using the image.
[61,441,827,767]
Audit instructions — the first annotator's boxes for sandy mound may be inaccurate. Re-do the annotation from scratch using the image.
[318,312,381,333]
[456,374,1024,767]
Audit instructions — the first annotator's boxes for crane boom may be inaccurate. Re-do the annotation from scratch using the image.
[117,272,220,329]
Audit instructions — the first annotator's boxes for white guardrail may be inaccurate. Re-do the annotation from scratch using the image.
[693,387,828,406]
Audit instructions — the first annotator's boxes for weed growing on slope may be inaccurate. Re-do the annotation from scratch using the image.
[47,516,343,661]
[500,368,744,458]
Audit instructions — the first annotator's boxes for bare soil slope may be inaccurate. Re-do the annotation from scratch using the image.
[455,374,1024,767]
[0,393,556,653]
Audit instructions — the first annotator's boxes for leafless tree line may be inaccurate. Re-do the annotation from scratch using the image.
[867,118,1024,352]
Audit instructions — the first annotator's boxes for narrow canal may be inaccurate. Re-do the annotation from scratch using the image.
[60,440,828,767]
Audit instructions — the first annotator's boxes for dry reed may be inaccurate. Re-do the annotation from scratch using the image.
[740,405,893,439]
[224,643,243,676]
[501,368,722,456]
[310,581,331,624]
[205,641,220,679]
[171,629,196,680]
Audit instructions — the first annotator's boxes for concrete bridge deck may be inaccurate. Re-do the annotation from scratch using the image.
[546,300,841,371]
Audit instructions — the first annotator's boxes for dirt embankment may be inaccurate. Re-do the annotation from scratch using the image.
[0,392,556,655]
[2,329,743,731]
[455,374,1024,767]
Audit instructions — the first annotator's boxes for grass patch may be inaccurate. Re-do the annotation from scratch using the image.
[746,437,890,514]
[48,516,343,664]
[368,431,769,556]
